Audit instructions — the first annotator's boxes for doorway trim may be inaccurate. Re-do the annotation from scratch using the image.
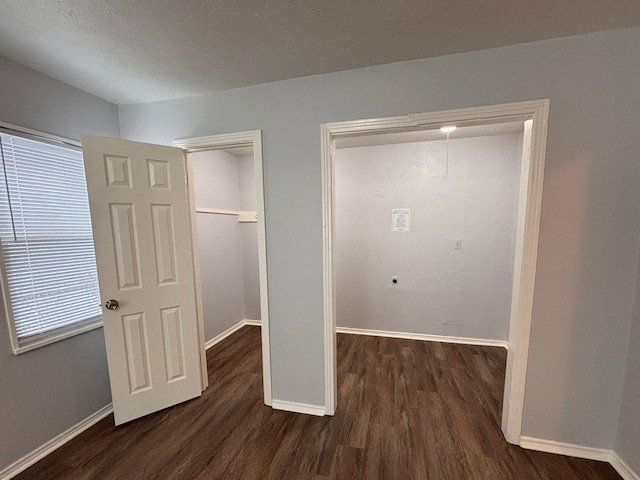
[174,130,272,406]
[321,99,549,443]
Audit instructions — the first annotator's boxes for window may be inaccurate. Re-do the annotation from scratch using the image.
[0,128,101,354]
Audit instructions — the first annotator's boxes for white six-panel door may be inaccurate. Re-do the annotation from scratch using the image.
[82,134,202,425]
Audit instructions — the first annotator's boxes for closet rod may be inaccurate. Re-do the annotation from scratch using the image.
[196,207,239,216]
[195,207,258,223]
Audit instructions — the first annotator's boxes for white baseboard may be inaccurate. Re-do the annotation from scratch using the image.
[519,436,611,462]
[611,452,640,480]
[521,436,639,480]
[205,319,261,350]
[336,326,508,349]
[271,399,326,417]
[0,404,113,480]
[244,319,261,326]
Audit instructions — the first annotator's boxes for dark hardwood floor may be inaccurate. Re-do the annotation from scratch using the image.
[16,326,620,479]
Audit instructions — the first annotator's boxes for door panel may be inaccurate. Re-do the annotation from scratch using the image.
[110,203,142,289]
[161,306,186,382]
[151,204,178,285]
[82,134,202,425]
[122,312,151,393]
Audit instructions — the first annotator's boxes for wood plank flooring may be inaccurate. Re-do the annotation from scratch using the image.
[16,326,621,479]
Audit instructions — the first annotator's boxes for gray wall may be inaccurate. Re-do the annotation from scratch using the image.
[335,135,520,340]
[238,155,261,320]
[0,56,119,471]
[191,150,260,341]
[615,256,640,473]
[238,155,257,211]
[118,27,640,449]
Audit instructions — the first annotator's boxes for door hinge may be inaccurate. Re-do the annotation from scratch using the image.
[184,172,189,186]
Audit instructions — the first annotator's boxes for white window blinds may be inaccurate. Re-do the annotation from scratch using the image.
[0,131,101,349]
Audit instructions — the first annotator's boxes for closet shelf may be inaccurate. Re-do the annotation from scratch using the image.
[196,207,257,223]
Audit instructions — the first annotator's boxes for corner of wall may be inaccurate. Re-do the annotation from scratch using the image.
[611,200,640,479]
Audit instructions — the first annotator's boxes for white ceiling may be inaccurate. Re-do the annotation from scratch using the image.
[1,1,639,105]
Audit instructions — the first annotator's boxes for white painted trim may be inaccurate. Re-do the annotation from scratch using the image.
[321,124,337,416]
[0,404,113,480]
[0,121,82,147]
[0,241,20,353]
[520,436,612,462]
[205,320,263,350]
[205,320,248,350]
[11,318,103,355]
[336,326,508,348]
[501,104,549,444]
[174,131,257,150]
[271,400,326,416]
[174,130,272,406]
[520,436,640,480]
[250,132,273,406]
[611,452,640,480]
[183,153,208,391]
[321,99,550,442]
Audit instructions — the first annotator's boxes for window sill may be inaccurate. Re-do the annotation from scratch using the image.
[12,317,103,355]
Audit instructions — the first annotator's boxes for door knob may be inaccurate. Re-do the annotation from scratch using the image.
[105,299,119,311]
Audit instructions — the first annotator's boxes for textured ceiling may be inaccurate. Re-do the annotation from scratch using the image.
[1,1,640,105]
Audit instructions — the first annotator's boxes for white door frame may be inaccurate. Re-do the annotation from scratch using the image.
[321,99,549,443]
[173,130,272,406]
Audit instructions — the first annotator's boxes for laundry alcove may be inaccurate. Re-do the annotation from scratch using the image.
[333,125,524,343]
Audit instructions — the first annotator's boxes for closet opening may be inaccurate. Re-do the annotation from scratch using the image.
[321,100,549,444]
[175,131,271,406]
[333,122,524,345]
